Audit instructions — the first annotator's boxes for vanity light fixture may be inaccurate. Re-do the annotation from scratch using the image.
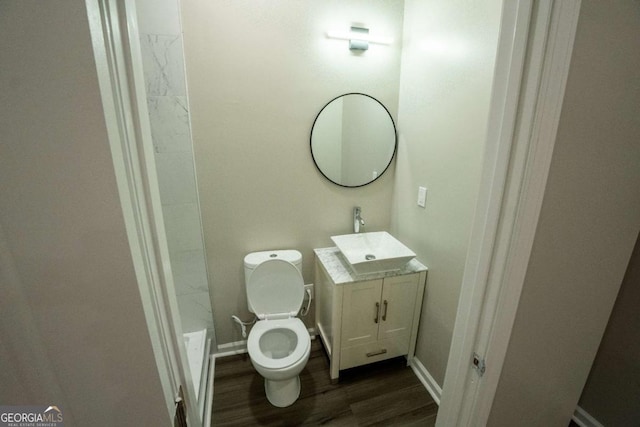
[326,26,392,51]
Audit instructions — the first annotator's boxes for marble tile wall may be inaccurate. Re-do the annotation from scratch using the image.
[135,0,213,334]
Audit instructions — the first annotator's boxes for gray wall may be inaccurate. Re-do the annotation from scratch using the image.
[0,1,168,424]
[488,1,640,425]
[392,0,503,385]
[181,0,405,346]
[578,233,640,425]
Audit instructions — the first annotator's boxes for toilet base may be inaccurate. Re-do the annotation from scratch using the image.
[264,375,301,407]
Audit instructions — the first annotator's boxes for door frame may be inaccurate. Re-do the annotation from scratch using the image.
[437,1,581,425]
[85,0,581,425]
[86,0,201,425]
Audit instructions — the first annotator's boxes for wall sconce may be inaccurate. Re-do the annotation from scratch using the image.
[326,26,393,51]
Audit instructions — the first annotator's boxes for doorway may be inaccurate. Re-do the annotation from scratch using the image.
[88,0,581,425]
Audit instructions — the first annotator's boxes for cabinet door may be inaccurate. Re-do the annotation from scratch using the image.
[341,279,383,348]
[378,274,419,350]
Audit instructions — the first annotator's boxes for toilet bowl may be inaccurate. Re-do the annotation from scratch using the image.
[248,318,310,406]
[244,251,311,407]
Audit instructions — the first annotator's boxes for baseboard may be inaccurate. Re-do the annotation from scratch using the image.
[572,406,604,427]
[214,327,317,359]
[214,339,248,358]
[409,357,442,405]
[410,356,598,426]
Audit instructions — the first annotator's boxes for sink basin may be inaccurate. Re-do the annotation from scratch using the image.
[331,231,416,275]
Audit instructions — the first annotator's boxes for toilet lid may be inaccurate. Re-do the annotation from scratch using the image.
[247,259,304,318]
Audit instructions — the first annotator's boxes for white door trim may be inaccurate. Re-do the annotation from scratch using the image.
[86,0,201,425]
[437,1,581,425]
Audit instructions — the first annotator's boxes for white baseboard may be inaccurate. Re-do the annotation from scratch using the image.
[214,327,317,359]
[409,356,442,405]
[572,406,604,427]
[214,339,248,358]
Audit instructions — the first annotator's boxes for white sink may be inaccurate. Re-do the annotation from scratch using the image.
[331,231,416,275]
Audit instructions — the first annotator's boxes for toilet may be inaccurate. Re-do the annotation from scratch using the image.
[244,250,311,407]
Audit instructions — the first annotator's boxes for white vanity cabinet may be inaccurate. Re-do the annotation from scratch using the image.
[314,247,427,381]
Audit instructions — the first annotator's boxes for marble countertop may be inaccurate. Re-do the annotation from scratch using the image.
[314,247,427,285]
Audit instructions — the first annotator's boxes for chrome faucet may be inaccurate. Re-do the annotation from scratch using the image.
[354,207,365,233]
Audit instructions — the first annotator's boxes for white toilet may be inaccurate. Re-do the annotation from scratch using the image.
[244,250,311,407]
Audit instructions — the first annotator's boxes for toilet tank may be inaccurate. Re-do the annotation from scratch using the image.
[243,250,303,313]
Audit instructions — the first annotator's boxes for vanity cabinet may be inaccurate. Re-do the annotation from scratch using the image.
[314,247,427,381]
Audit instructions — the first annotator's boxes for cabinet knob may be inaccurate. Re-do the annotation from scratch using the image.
[374,302,380,323]
[382,300,388,321]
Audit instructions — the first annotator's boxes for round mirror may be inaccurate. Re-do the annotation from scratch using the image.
[310,93,397,187]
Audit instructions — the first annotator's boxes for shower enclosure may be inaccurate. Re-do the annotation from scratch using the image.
[133,0,215,422]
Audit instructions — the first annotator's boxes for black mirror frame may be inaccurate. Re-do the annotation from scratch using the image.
[310,93,398,188]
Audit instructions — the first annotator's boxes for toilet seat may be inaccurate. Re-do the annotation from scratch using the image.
[248,318,310,370]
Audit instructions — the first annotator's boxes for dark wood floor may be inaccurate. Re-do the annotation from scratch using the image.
[212,339,438,426]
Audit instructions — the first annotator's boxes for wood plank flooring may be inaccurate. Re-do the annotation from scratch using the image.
[212,339,438,426]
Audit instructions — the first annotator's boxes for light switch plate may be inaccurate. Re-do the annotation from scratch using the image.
[417,186,427,208]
